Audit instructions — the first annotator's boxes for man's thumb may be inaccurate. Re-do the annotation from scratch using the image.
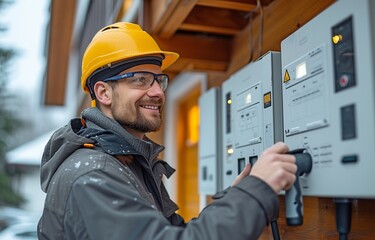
[240,163,251,177]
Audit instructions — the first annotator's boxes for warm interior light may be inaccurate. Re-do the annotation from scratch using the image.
[187,105,200,144]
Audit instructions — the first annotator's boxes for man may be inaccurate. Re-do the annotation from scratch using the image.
[38,22,296,239]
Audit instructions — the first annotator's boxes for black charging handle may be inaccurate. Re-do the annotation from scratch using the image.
[285,148,313,226]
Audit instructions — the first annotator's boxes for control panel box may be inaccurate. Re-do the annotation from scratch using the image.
[281,0,375,198]
[198,87,222,194]
[222,52,283,189]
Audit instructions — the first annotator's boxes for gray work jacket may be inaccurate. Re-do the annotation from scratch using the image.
[38,108,279,240]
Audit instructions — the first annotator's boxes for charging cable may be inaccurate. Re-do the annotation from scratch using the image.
[334,198,352,240]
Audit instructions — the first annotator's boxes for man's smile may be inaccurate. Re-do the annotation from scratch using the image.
[140,104,160,110]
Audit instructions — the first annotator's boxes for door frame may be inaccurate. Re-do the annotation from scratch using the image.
[164,72,207,202]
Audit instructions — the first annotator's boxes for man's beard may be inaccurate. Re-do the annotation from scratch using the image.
[115,99,163,133]
[119,109,162,133]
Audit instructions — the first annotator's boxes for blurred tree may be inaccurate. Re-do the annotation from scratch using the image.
[0,0,25,206]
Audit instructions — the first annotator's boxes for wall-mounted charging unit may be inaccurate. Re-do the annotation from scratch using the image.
[281,0,375,198]
[198,87,222,195]
[221,52,283,189]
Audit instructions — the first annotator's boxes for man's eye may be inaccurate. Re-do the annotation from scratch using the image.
[130,77,148,85]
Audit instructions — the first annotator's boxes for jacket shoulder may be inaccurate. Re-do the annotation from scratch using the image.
[43,148,119,215]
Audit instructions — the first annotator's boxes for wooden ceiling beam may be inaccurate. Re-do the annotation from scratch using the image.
[179,23,239,35]
[196,0,257,11]
[149,0,180,33]
[154,33,231,72]
[158,0,199,38]
[180,5,249,35]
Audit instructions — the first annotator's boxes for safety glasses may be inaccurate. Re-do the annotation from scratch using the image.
[103,71,169,91]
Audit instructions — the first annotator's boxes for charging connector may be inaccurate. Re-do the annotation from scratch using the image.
[285,148,313,226]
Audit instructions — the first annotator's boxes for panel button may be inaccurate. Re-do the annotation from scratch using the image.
[342,155,358,163]
[341,104,356,140]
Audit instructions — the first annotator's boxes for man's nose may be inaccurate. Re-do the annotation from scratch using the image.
[147,81,164,97]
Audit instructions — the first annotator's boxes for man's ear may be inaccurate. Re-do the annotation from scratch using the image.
[94,81,112,106]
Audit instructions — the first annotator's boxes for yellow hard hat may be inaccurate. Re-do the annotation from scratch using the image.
[81,22,179,95]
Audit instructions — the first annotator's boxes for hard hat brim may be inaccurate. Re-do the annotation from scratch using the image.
[152,51,179,70]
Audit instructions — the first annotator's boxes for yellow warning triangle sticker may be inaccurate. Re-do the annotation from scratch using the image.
[284,70,291,83]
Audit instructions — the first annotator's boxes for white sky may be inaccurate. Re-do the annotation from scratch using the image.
[1,0,49,92]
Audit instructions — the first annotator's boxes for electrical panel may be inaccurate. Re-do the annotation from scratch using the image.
[281,0,375,198]
[198,87,222,195]
[222,52,283,189]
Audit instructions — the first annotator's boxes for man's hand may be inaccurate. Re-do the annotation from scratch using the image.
[250,142,297,193]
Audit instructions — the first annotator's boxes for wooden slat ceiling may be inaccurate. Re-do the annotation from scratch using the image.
[155,0,268,38]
